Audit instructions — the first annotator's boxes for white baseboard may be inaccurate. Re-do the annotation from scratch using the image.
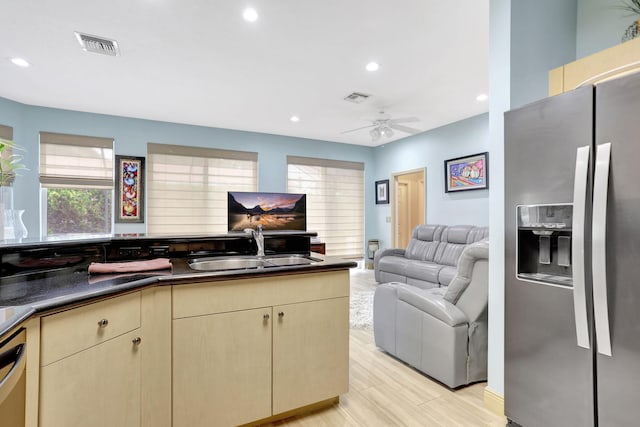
[484,386,504,417]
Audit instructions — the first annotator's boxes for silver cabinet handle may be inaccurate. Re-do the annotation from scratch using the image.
[593,142,612,356]
[572,145,591,349]
[132,337,142,346]
[98,319,109,328]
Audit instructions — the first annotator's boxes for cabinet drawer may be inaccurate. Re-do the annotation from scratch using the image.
[173,270,349,319]
[40,292,141,366]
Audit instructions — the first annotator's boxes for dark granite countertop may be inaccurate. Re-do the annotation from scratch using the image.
[0,255,356,340]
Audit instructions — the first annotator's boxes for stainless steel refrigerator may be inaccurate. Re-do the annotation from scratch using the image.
[505,71,640,426]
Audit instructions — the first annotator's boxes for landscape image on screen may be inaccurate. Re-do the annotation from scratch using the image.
[228,192,307,231]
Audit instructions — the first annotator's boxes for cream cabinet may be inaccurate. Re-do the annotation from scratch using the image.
[272,297,349,415]
[172,271,350,427]
[173,308,273,427]
[38,292,142,427]
[33,288,172,427]
[549,37,640,96]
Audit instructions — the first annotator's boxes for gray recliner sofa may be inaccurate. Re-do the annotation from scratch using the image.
[373,225,489,388]
[374,224,488,288]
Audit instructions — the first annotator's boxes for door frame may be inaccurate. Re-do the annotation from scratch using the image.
[391,167,426,247]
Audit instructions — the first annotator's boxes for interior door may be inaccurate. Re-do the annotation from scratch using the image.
[397,182,409,247]
[393,170,425,248]
[504,86,595,427]
[593,70,640,427]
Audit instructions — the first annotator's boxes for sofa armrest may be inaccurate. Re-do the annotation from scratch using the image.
[397,287,468,327]
[374,248,406,281]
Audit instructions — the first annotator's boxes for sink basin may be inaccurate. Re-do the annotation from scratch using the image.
[188,255,322,272]
[263,255,322,267]
[188,257,267,271]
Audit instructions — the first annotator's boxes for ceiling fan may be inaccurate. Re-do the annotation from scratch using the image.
[341,111,421,142]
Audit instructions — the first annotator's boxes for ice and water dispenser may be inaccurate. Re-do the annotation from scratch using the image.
[517,204,573,287]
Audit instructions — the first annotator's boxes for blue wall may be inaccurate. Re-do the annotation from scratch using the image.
[371,113,490,250]
[510,0,578,108]
[1,97,376,239]
[2,96,491,250]
[577,0,635,58]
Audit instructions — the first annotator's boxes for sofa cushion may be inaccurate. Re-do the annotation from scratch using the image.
[404,224,445,261]
[406,277,439,289]
[467,226,489,243]
[433,242,467,267]
[444,239,489,304]
[441,225,474,244]
[438,266,457,286]
[405,260,443,285]
[405,239,440,261]
[377,256,411,276]
[396,286,468,327]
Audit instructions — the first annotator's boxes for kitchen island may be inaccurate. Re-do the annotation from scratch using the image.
[0,233,356,427]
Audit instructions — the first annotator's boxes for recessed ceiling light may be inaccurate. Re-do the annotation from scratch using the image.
[290,116,300,123]
[243,8,258,22]
[10,58,30,67]
[476,94,488,102]
[365,62,379,72]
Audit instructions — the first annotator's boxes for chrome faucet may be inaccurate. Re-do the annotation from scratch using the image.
[253,225,265,257]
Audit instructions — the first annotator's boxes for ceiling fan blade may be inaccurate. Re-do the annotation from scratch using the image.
[340,124,375,134]
[389,117,419,124]
[389,123,421,134]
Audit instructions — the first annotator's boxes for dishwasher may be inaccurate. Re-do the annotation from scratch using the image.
[0,328,26,427]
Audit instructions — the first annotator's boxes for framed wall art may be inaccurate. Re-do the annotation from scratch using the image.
[444,152,489,193]
[115,155,145,223]
[375,179,390,204]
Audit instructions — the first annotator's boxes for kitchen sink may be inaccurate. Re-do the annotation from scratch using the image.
[262,255,322,266]
[188,255,322,272]
[188,257,267,271]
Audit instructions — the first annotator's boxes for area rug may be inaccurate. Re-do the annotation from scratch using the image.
[349,289,374,330]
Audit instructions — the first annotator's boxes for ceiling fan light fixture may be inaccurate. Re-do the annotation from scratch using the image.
[379,126,393,138]
[370,127,381,141]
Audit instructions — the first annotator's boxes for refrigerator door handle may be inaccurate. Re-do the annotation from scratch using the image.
[593,142,612,357]
[572,145,591,349]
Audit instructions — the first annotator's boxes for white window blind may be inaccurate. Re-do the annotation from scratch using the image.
[39,132,114,188]
[287,156,364,258]
[39,132,114,236]
[147,143,258,235]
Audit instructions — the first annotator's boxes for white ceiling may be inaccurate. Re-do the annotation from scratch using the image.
[0,0,489,147]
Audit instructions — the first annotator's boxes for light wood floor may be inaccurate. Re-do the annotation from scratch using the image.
[260,268,506,426]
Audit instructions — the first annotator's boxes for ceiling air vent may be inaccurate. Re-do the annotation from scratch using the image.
[344,92,371,104]
[74,32,120,56]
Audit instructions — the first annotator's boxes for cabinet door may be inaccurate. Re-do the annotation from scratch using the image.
[173,307,272,427]
[39,330,141,427]
[272,297,349,414]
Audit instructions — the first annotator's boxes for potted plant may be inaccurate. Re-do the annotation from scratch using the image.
[618,0,640,41]
[0,138,26,187]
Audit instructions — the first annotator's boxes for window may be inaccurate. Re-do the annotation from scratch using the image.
[0,124,15,186]
[147,143,257,234]
[287,156,364,258]
[39,132,114,236]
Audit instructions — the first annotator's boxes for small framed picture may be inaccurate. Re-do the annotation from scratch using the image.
[444,152,489,193]
[375,179,390,204]
[115,155,145,223]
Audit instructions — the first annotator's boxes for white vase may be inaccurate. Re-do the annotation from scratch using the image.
[13,209,27,240]
[0,186,14,241]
